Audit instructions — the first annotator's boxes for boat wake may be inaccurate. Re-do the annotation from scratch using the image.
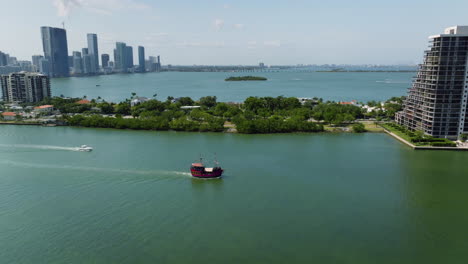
[376,79,410,84]
[0,144,82,152]
[0,159,191,177]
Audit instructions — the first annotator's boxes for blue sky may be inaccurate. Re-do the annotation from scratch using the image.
[1,0,468,65]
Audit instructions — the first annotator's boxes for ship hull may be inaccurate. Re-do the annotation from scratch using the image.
[190,169,223,179]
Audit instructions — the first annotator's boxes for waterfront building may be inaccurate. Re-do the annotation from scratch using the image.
[82,48,89,55]
[39,58,51,76]
[68,56,74,70]
[138,46,145,72]
[0,72,51,103]
[0,51,9,66]
[396,26,468,140]
[31,55,43,71]
[126,46,134,69]
[115,42,127,72]
[82,54,92,74]
[72,51,83,74]
[101,54,110,68]
[87,33,99,73]
[41,26,69,77]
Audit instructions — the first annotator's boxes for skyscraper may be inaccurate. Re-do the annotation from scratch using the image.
[0,51,7,66]
[0,72,51,103]
[138,46,145,72]
[126,46,134,69]
[41,26,69,77]
[31,55,44,71]
[101,54,110,68]
[115,42,127,71]
[39,58,51,76]
[82,54,92,74]
[87,33,99,73]
[72,51,83,74]
[396,26,468,140]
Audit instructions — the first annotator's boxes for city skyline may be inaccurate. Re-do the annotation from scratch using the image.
[1,0,468,65]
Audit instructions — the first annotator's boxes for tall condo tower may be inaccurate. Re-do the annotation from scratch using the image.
[41,26,70,77]
[87,33,99,73]
[396,26,468,140]
[138,46,145,72]
[0,72,51,102]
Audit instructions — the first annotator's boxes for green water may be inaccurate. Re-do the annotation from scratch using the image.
[1,125,467,263]
[51,71,413,102]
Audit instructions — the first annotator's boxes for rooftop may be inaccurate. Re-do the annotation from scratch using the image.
[76,99,91,104]
[34,105,54,109]
[430,25,468,38]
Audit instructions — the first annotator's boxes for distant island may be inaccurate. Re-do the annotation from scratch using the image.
[225,76,268,81]
[316,68,416,73]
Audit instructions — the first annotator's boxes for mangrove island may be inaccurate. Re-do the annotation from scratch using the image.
[225,76,268,81]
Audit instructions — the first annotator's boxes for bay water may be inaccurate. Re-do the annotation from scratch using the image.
[0,125,467,263]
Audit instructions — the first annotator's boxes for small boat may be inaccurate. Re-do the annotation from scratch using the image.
[96,84,101,87]
[190,156,223,179]
[77,145,93,152]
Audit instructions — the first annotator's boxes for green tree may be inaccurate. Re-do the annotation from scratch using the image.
[352,123,366,133]
[199,96,217,108]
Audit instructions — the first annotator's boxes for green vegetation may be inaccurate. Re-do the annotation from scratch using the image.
[352,123,367,133]
[225,76,268,81]
[460,134,468,142]
[381,123,456,147]
[32,95,376,134]
[16,94,407,135]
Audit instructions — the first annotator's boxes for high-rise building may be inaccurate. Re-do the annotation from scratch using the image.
[41,26,69,77]
[101,54,110,68]
[126,46,134,69]
[0,51,8,66]
[39,58,51,76]
[87,33,99,72]
[82,54,92,74]
[72,51,83,74]
[138,46,145,72]
[396,26,468,140]
[68,56,74,69]
[115,42,127,71]
[31,55,44,71]
[0,72,51,103]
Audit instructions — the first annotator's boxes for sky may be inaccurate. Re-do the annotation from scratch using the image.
[1,0,468,65]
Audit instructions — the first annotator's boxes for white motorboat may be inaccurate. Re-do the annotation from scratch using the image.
[77,145,93,152]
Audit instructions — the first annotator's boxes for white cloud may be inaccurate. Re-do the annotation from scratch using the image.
[214,19,225,31]
[234,24,245,30]
[51,0,151,17]
[53,0,82,17]
[264,40,281,47]
[223,4,231,9]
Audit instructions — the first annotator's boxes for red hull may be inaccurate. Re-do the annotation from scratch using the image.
[190,168,223,178]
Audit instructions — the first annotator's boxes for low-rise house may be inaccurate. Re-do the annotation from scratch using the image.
[339,100,358,105]
[1,112,18,121]
[76,99,91,104]
[34,105,54,113]
[131,97,150,107]
[8,105,24,111]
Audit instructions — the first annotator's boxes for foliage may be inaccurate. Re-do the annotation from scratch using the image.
[199,96,217,108]
[352,123,367,133]
[460,134,468,142]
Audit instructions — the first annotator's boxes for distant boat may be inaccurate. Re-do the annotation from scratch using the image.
[96,84,101,87]
[190,156,223,179]
[77,145,93,152]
